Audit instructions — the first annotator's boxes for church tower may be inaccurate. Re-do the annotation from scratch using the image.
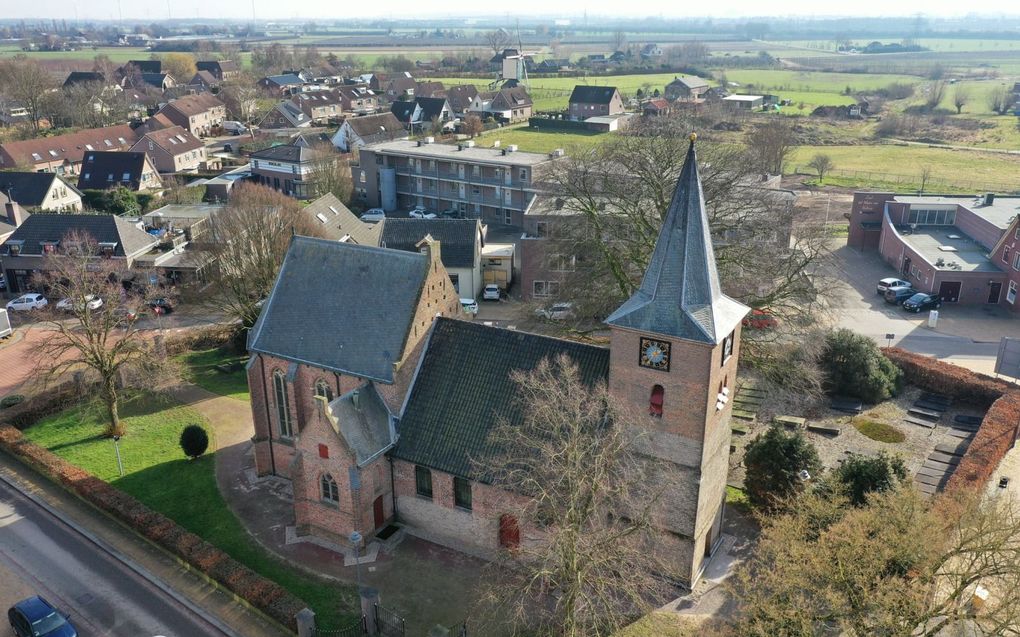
[605,134,749,586]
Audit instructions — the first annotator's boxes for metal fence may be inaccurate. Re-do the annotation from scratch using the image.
[374,603,406,637]
[314,615,366,637]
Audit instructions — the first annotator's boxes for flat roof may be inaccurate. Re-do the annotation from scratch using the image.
[894,195,1020,231]
[144,203,225,220]
[723,94,764,101]
[364,139,557,166]
[482,243,514,257]
[898,226,1004,273]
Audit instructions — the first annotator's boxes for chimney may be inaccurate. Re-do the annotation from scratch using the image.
[984,193,995,206]
[5,200,26,228]
[352,389,360,411]
[416,234,442,267]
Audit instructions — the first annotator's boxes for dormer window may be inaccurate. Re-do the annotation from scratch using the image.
[41,241,58,254]
[98,242,117,257]
[7,240,23,256]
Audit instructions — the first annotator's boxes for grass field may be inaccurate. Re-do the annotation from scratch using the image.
[461,127,609,154]
[177,347,250,402]
[25,396,356,629]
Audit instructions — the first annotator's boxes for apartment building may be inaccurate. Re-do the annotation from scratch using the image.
[354,139,563,226]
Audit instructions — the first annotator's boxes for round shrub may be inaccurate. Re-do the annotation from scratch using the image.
[744,425,822,511]
[0,394,25,409]
[179,424,210,459]
[820,329,903,403]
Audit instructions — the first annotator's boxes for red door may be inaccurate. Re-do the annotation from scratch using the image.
[373,495,385,529]
[499,514,520,550]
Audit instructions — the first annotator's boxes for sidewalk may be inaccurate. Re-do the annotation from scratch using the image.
[173,384,488,635]
[0,451,288,637]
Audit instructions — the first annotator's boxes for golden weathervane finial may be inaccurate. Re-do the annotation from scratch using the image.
[689,132,697,143]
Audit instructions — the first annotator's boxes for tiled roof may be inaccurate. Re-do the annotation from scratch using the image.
[0,172,78,208]
[302,193,381,245]
[248,236,429,383]
[345,112,404,137]
[250,144,319,163]
[569,85,619,104]
[161,92,224,118]
[0,124,139,168]
[133,125,203,154]
[190,70,218,85]
[606,139,749,344]
[490,87,532,110]
[77,151,153,191]
[327,383,393,466]
[392,318,610,478]
[2,213,157,257]
[445,85,478,112]
[380,218,479,269]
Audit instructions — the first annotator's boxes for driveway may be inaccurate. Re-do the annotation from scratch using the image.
[826,244,1019,374]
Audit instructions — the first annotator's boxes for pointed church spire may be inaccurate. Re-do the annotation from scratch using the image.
[606,133,749,344]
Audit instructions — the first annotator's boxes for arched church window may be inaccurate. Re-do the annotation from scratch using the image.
[649,385,664,417]
[320,473,339,504]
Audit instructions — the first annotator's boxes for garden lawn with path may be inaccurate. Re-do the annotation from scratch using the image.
[24,394,356,629]
[177,347,250,401]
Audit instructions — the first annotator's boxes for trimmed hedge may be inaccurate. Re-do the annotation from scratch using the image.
[883,348,1020,492]
[0,424,307,631]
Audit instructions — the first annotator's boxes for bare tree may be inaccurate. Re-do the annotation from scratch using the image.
[919,165,933,194]
[308,143,352,203]
[219,74,262,125]
[484,29,512,57]
[952,85,970,114]
[200,183,327,330]
[807,153,834,181]
[462,114,483,138]
[746,118,796,176]
[925,79,947,110]
[988,85,1012,116]
[30,230,174,437]
[0,55,59,132]
[724,487,1020,637]
[611,29,627,53]
[477,355,679,637]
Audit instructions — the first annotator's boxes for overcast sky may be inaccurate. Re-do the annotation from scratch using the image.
[6,0,1018,22]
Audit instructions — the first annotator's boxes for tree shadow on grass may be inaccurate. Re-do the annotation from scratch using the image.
[48,433,106,452]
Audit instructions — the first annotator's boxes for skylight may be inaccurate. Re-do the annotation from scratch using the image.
[85,144,94,151]
[48,150,58,157]
[316,213,328,223]
[328,206,338,215]
[104,139,112,146]
[31,153,42,161]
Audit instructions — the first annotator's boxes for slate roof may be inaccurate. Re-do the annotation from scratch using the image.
[264,101,311,127]
[0,172,79,208]
[326,384,393,466]
[263,74,304,87]
[250,144,319,163]
[63,71,106,87]
[490,87,532,111]
[1,213,157,257]
[390,101,416,123]
[445,85,479,113]
[126,60,162,74]
[416,97,448,121]
[302,193,382,245]
[77,151,154,191]
[140,73,173,89]
[392,318,610,478]
[345,112,404,138]
[606,138,749,345]
[248,236,430,383]
[189,70,218,86]
[569,85,619,104]
[380,218,479,269]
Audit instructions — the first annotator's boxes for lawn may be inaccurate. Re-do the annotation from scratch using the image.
[25,396,356,629]
[459,126,609,154]
[853,419,906,444]
[177,347,250,401]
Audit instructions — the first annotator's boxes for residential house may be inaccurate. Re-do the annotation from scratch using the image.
[848,192,1020,308]
[0,198,28,243]
[130,126,210,173]
[188,70,220,91]
[390,97,452,131]
[640,43,664,60]
[445,85,479,117]
[415,81,445,99]
[381,73,417,102]
[379,218,486,296]
[259,100,312,129]
[156,93,226,136]
[300,193,382,245]
[0,172,83,212]
[77,151,162,192]
[291,91,344,124]
[0,100,30,127]
[568,85,624,120]
[468,87,533,123]
[0,124,139,175]
[0,213,159,293]
[63,71,119,89]
[133,202,222,285]
[259,74,305,95]
[123,60,162,74]
[246,141,747,587]
[354,138,562,226]
[196,60,240,82]
[665,76,710,102]
[331,112,406,153]
[536,58,571,72]
[642,98,672,117]
[336,86,379,116]
[138,73,176,92]
[250,144,325,199]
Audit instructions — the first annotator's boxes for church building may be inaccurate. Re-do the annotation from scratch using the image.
[245,137,749,586]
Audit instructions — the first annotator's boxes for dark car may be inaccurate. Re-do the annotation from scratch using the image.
[149,298,174,315]
[883,285,916,305]
[902,293,942,313]
[8,596,77,637]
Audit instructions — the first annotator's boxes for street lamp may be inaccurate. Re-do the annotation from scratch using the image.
[349,531,363,591]
[112,435,124,477]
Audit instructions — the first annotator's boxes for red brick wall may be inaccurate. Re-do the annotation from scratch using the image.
[988,220,1020,313]
[847,192,895,250]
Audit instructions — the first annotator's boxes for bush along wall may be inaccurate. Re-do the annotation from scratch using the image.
[0,425,307,632]
[883,348,1020,491]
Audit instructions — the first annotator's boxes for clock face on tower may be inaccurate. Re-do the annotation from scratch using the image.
[639,337,671,371]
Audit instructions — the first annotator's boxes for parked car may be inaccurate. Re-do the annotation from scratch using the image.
[482,284,501,301]
[6,293,48,312]
[223,143,233,153]
[0,273,6,290]
[884,286,916,305]
[0,308,11,339]
[56,295,103,312]
[536,302,575,321]
[360,209,386,222]
[902,293,942,313]
[409,208,437,219]
[460,298,479,315]
[877,277,911,295]
[742,309,778,329]
[8,596,77,637]
[149,298,174,315]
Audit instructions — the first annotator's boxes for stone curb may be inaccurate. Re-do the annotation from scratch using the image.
[0,465,242,637]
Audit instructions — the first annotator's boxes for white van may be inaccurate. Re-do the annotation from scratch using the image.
[222,121,247,135]
[0,308,11,339]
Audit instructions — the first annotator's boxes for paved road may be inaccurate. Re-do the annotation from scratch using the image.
[0,478,228,637]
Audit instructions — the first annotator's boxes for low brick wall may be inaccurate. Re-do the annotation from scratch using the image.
[882,348,1020,492]
[0,424,306,632]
